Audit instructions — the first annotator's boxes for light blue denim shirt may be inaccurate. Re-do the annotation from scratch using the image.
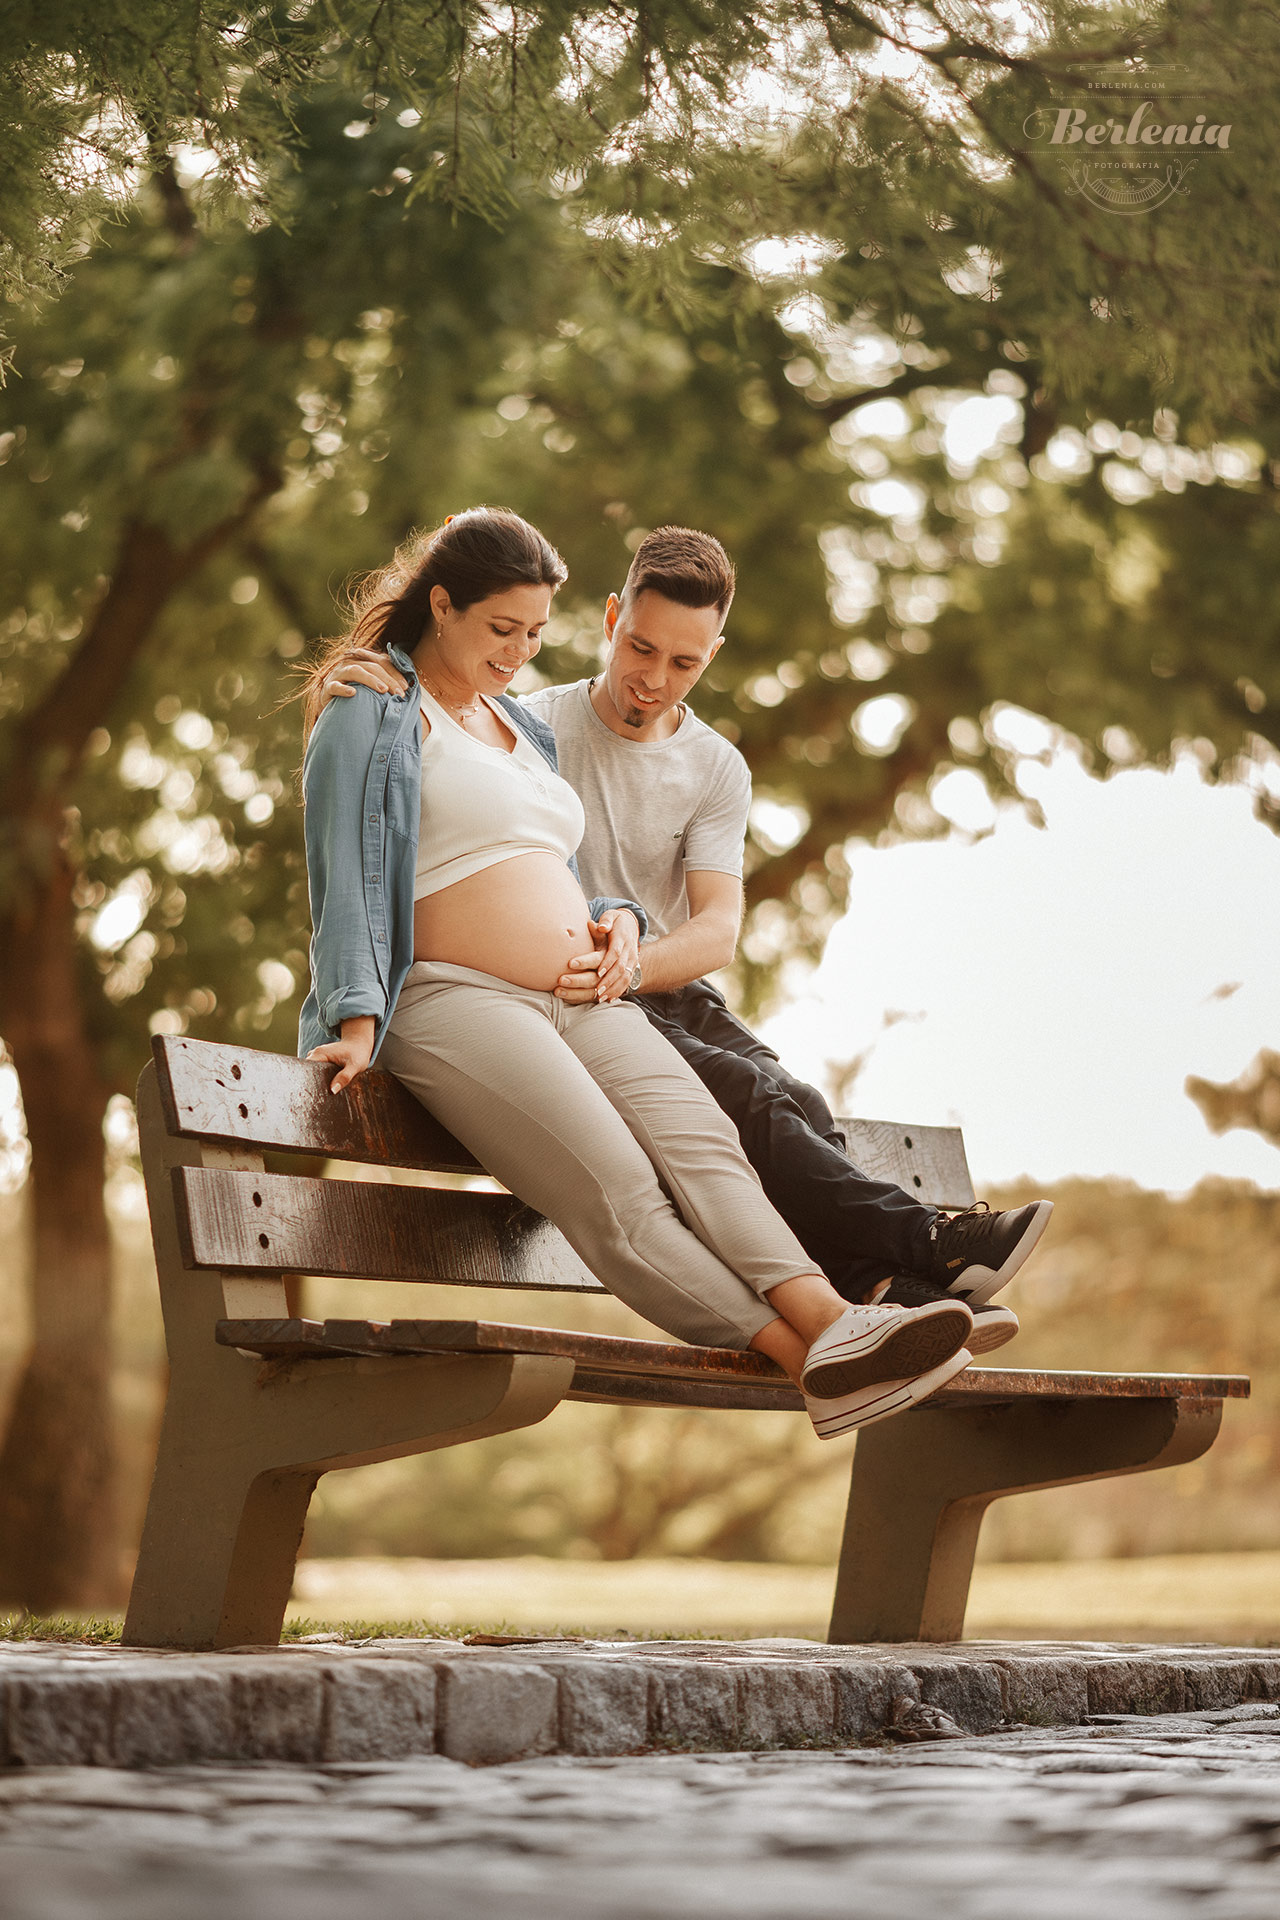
[298,647,647,1061]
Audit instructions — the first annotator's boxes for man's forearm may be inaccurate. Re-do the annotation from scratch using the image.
[636,913,738,994]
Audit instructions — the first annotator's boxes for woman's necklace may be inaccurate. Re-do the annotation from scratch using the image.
[424,683,481,722]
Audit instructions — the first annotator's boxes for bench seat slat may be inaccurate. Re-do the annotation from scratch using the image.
[216,1317,1250,1404]
[218,1317,791,1382]
[568,1370,805,1411]
[175,1167,605,1291]
[571,1374,1251,1420]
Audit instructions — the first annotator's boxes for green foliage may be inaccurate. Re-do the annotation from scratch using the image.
[0,76,901,1058]
[933,461,1280,792]
[6,47,1280,1052]
[0,2,311,303]
[8,4,1280,418]
[5,2,1280,1057]
[797,387,1279,763]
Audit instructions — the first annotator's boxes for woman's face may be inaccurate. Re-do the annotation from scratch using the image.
[424,582,552,696]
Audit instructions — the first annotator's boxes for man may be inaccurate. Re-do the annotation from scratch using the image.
[320,525,1050,1347]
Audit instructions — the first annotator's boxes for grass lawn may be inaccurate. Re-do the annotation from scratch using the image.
[7,1552,1277,1647]
[284,1550,1280,1645]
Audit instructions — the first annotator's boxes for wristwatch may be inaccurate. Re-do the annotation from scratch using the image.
[628,961,644,993]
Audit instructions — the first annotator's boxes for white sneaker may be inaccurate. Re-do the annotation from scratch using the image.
[801,1298,972,1401]
[806,1347,973,1441]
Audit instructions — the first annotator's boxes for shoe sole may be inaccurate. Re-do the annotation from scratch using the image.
[809,1347,974,1440]
[907,1345,972,1407]
[802,1302,972,1400]
[808,1377,916,1439]
[965,1305,1019,1356]
[946,1199,1054,1307]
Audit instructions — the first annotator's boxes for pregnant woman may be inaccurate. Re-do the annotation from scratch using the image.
[298,507,974,1438]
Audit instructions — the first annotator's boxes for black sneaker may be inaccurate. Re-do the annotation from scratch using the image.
[924,1199,1053,1306]
[881,1274,1019,1356]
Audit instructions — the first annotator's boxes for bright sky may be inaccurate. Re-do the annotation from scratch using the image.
[759,749,1280,1195]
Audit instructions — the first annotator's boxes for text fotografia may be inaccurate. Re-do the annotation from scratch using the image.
[1034,102,1231,151]
[1021,94,1232,215]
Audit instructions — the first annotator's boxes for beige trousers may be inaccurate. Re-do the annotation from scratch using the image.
[380,962,818,1349]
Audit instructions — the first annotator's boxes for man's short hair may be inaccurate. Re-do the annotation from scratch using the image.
[622,526,736,619]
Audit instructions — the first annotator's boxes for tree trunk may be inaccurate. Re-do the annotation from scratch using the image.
[0,827,119,1609]
[0,488,278,1610]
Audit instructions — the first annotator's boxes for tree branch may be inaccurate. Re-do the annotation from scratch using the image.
[143,129,198,251]
[816,361,955,424]
[240,535,315,637]
[1,463,281,823]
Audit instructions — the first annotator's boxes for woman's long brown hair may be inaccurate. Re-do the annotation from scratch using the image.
[300,507,567,739]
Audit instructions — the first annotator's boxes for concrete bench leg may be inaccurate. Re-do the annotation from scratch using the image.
[123,1351,573,1651]
[828,1395,1223,1644]
[127,1062,576,1651]
[125,1449,320,1652]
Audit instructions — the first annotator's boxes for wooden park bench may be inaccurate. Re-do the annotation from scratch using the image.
[123,1035,1250,1652]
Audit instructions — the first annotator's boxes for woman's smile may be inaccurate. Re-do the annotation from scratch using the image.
[416,582,551,700]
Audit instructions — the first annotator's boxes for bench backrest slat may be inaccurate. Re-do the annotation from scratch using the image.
[154,1036,976,1209]
[153,1036,481,1172]
[838,1120,975,1210]
[173,1166,605,1291]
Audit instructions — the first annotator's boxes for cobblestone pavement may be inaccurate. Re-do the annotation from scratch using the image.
[1,1706,1279,1920]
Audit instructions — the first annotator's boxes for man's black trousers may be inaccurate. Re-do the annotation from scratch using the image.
[636,979,936,1303]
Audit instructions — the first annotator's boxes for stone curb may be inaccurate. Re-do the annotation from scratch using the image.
[2,1641,1278,1770]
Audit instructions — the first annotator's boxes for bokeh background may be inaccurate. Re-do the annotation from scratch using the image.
[1,2,1278,1638]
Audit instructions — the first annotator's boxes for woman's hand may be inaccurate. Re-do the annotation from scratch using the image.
[306,1016,376,1094]
[555,910,641,1005]
[319,648,408,712]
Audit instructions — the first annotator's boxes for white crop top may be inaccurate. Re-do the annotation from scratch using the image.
[414,687,587,901]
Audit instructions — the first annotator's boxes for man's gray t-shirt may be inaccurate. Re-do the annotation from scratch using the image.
[520,679,751,938]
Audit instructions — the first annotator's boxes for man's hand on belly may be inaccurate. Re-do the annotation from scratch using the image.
[554,909,639,1005]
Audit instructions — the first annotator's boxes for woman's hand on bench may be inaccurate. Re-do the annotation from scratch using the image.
[307,1017,376,1094]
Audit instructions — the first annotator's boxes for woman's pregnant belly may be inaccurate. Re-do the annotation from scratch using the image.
[413,852,595,990]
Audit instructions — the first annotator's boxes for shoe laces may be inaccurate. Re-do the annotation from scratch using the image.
[930,1201,995,1248]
